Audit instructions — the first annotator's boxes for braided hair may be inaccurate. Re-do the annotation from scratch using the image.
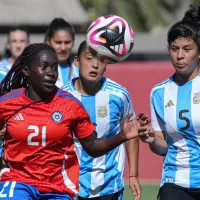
[167,3,200,50]
[0,43,56,96]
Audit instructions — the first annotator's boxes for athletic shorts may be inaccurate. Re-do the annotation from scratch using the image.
[158,183,200,200]
[78,189,123,200]
[0,181,72,200]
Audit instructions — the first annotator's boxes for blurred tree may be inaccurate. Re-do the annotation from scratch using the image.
[80,0,196,32]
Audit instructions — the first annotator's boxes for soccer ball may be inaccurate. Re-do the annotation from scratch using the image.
[86,15,134,64]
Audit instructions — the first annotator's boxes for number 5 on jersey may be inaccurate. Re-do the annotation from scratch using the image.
[28,125,46,146]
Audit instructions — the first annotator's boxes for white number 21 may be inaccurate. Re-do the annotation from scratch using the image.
[27,125,46,146]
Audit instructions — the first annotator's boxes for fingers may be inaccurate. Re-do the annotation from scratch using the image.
[135,113,151,126]
[124,113,134,123]
[130,179,142,200]
[140,119,151,126]
[135,112,144,121]
[135,185,142,200]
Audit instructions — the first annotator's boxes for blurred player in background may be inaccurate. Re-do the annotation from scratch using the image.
[0,26,29,82]
[45,18,79,87]
[138,3,200,200]
[62,41,142,200]
[0,43,148,200]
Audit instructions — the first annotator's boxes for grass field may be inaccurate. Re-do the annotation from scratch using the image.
[124,184,159,200]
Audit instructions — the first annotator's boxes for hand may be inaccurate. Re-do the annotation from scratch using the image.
[121,113,150,141]
[129,177,142,200]
[138,126,155,144]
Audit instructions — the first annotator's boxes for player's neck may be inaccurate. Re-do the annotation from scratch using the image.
[174,67,200,84]
[25,87,54,102]
[75,78,103,95]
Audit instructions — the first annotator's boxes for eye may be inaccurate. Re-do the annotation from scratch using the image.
[40,64,46,69]
[86,57,93,61]
[184,48,192,52]
[170,46,178,52]
[53,65,58,70]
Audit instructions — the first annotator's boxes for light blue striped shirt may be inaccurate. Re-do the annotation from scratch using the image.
[151,74,200,188]
[62,77,134,198]
[0,58,12,82]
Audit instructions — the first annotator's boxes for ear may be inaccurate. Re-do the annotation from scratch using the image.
[6,41,10,50]
[22,66,29,77]
[74,56,80,68]
[46,37,50,45]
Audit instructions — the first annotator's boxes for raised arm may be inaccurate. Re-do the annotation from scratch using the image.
[79,113,136,158]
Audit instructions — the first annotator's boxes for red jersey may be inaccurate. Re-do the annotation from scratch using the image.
[0,88,95,198]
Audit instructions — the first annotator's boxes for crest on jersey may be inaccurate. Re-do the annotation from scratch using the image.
[193,92,200,104]
[52,111,63,123]
[98,105,107,118]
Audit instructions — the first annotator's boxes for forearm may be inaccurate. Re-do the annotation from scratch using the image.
[125,137,139,176]
[149,138,168,156]
[80,132,126,158]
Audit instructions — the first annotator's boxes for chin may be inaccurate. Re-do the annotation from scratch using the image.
[43,86,56,94]
[59,57,69,64]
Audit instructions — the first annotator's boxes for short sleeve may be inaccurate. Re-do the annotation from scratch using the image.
[72,103,95,139]
[122,90,135,121]
[150,90,164,132]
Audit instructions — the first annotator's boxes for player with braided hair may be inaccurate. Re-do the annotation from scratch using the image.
[138,3,200,200]
[0,43,149,200]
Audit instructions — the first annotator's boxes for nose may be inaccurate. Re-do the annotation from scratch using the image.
[177,49,185,60]
[60,43,66,51]
[92,58,98,68]
[46,67,57,78]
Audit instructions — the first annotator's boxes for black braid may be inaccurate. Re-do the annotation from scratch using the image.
[0,43,56,96]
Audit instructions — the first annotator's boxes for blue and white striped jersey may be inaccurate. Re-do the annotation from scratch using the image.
[151,74,200,188]
[0,58,12,82]
[56,59,79,88]
[61,77,134,198]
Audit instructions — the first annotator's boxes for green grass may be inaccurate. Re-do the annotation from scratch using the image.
[124,184,159,200]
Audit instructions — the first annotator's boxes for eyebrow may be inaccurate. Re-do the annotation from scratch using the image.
[171,44,194,47]
[40,61,58,65]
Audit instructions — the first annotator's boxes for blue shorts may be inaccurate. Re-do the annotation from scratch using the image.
[0,181,72,200]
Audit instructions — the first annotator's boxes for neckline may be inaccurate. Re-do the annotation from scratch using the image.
[71,77,107,97]
[171,73,200,86]
[20,87,58,104]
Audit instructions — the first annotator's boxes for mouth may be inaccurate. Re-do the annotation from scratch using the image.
[43,80,56,87]
[89,71,98,77]
[176,63,186,68]
[58,53,67,57]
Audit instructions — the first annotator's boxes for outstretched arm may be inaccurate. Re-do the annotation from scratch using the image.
[79,113,149,158]
[79,129,126,158]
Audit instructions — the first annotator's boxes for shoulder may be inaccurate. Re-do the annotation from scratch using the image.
[0,58,11,72]
[151,77,172,98]
[105,78,131,102]
[56,88,84,109]
[0,88,23,103]
[61,79,75,93]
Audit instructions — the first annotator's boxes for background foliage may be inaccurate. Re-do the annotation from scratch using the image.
[80,0,199,32]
